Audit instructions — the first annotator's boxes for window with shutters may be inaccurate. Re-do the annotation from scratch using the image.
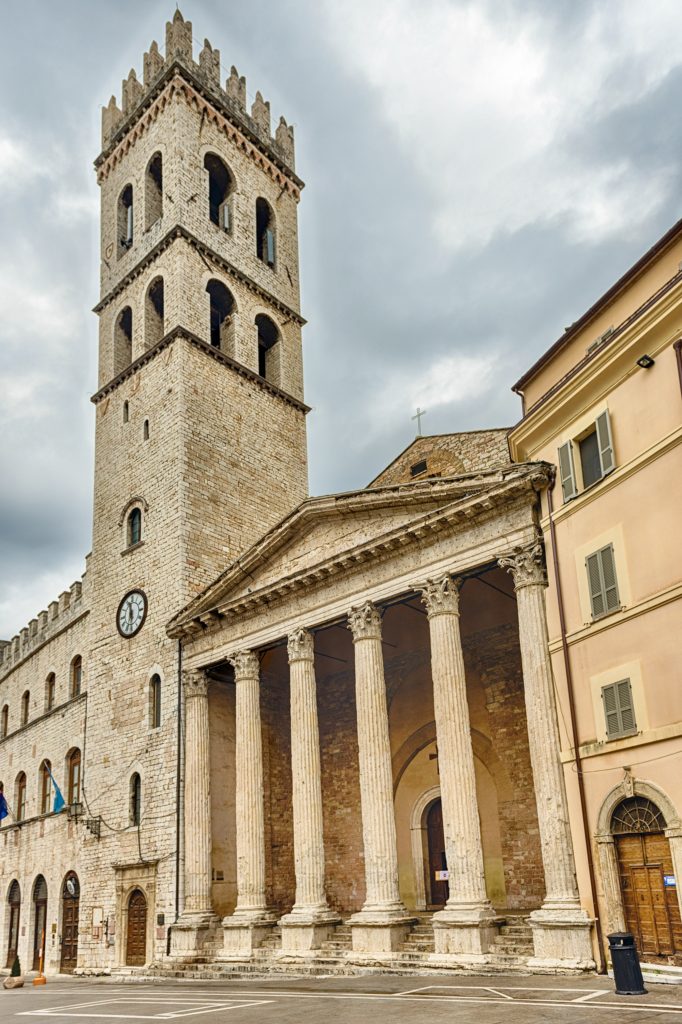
[204,153,233,232]
[586,544,620,619]
[255,198,275,267]
[557,409,615,502]
[602,679,637,739]
[118,184,134,256]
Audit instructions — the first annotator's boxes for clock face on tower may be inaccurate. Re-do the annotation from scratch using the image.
[116,590,148,638]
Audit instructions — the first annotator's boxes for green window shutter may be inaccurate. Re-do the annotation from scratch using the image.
[600,544,620,612]
[558,441,578,501]
[586,552,605,617]
[602,679,636,738]
[595,410,615,476]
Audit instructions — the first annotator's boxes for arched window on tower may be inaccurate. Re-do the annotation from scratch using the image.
[256,314,281,384]
[45,673,55,712]
[20,691,29,727]
[204,153,233,232]
[255,198,275,267]
[1,705,8,739]
[127,507,142,547]
[130,773,142,826]
[15,772,27,821]
[118,184,134,255]
[145,277,164,350]
[149,674,161,729]
[145,152,163,229]
[114,306,133,375]
[66,748,81,805]
[206,279,235,353]
[70,656,82,699]
[39,759,52,816]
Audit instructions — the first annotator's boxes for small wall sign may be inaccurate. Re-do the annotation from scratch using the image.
[435,870,449,881]
[663,875,676,887]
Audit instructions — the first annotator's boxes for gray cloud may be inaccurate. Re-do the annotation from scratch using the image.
[1,0,682,635]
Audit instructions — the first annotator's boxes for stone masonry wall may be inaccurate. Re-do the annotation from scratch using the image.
[370,430,512,487]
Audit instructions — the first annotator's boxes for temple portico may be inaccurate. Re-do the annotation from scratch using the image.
[168,465,596,971]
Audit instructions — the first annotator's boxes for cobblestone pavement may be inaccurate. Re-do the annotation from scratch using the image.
[2,974,682,1023]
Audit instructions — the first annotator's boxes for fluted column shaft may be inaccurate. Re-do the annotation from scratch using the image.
[287,628,329,913]
[230,650,267,916]
[422,576,493,913]
[499,543,581,911]
[348,602,405,914]
[183,669,212,915]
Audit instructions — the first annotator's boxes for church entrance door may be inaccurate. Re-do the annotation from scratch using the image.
[427,799,449,907]
[6,881,20,968]
[616,832,682,960]
[60,873,80,973]
[125,889,147,966]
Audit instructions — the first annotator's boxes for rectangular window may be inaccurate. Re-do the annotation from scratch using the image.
[586,544,620,619]
[602,679,636,739]
[265,228,275,267]
[558,409,615,503]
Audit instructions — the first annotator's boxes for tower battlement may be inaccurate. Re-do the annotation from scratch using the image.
[101,10,296,171]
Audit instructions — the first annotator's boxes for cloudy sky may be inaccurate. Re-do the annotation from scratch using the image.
[1,0,682,638]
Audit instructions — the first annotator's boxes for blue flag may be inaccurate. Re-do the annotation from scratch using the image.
[0,792,8,821]
[47,770,66,813]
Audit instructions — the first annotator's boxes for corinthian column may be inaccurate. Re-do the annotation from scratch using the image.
[420,575,496,958]
[347,601,412,954]
[280,628,339,953]
[220,649,275,959]
[169,668,218,957]
[499,542,593,967]
[183,668,213,917]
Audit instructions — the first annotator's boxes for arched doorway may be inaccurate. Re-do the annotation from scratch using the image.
[125,888,147,966]
[32,875,47,971]
[60,873,80,973]
[613,797,682,960]
[426,799,449,908]
[6,881,20,968]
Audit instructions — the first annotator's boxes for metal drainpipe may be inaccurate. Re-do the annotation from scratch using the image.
[546,480,607,972]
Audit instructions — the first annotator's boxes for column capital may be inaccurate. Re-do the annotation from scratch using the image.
[420,574,462,617]
[347,601,382,642]
[287,627,314,663]
[183,668,209,699]
[228,649,259,680]
[498,541,546,591]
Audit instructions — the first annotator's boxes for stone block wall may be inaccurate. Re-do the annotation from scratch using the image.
[370,430,512,487]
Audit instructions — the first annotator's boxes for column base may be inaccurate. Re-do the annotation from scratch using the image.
[349,907,415,953]
[169,912,220,958]
[278,909,341,954]
[432,904,498,959]
[217,910,278,961]
[528,906,596,970]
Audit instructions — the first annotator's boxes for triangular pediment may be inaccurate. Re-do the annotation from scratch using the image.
[168,466,542,635]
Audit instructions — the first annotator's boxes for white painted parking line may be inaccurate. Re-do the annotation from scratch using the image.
[573,991,610,1003]
[17,998,273,1020]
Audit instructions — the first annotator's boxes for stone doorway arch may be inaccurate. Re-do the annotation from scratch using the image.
[32,875,47,972]
[6,880,20,968]
[60,872,80,973]
[410,786,441,911]
[596,779,682,960]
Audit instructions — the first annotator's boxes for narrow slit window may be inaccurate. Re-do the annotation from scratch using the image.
[128,508,142,547]
[145,153,163,229]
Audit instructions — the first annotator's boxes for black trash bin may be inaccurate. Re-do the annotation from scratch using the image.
[608,932,647,995]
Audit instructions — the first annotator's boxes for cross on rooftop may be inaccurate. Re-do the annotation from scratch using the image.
[412,407,427,435]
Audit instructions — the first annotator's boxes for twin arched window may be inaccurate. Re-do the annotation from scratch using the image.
[67,748,81,805]
[255,198,275,267]
[204,153,232,231]
[39,760,52,816]
[45,673,55,712]
[20,692,29,727]
[1,705,8,739]
[15,773,26,821]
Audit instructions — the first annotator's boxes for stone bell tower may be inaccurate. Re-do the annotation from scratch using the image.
[77,12,309,969]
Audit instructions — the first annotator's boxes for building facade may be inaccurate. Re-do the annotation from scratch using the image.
[8,8,679,980]
[510,227,682,967]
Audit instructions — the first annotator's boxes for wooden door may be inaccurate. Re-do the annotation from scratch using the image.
[126,889,147,967]
[60,896,79,973]
[616,832,682,960]
[32,899,47,971]
[6,902,20,968]
[427,799,449,907]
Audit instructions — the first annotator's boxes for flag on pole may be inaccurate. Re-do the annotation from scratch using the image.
[47,769,66,813]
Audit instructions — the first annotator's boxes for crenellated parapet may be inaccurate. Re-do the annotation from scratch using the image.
[100,9,296,173]
[0,559,90,680]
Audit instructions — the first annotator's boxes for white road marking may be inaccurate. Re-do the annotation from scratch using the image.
[17,998,272,1020]
[573,991,610,1003]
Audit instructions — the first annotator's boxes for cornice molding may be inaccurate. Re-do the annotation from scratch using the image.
[96,63,303,194]
[168,464,550,639]
[90,324,310,413]
[93,225,306,326]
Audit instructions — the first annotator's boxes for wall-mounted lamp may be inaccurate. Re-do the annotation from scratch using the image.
[636,354,655,369]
